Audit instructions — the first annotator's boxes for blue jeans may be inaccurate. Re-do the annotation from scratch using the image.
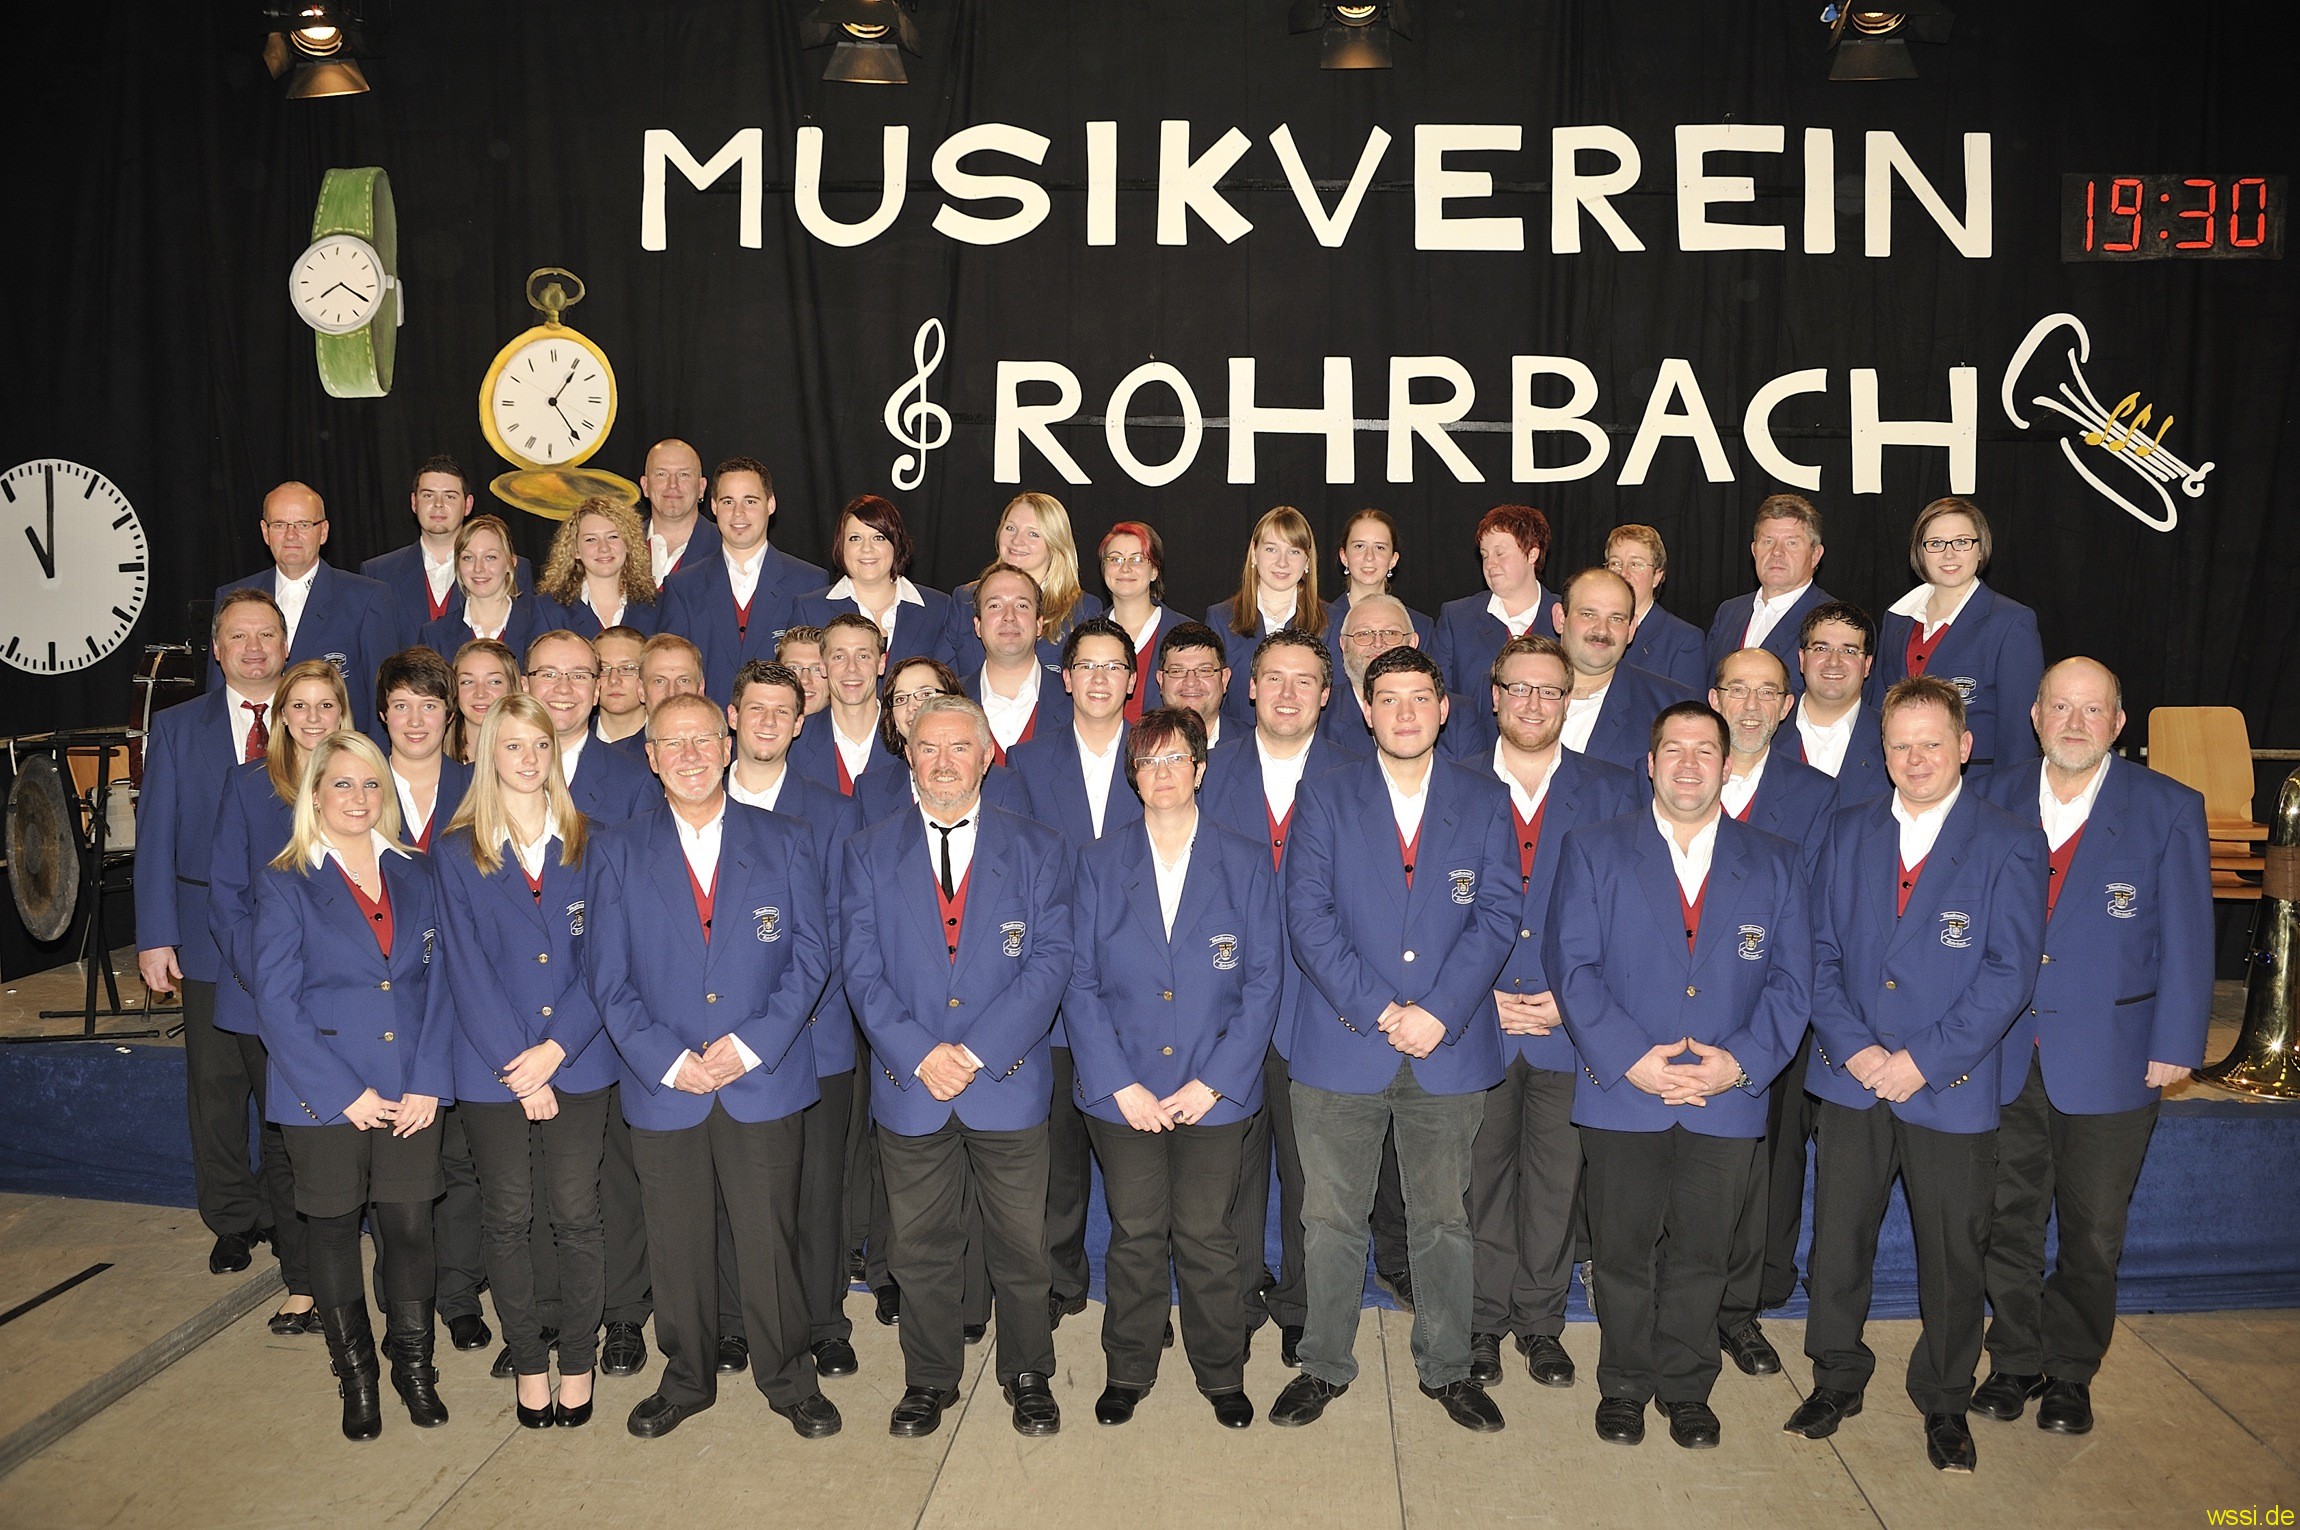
[1293,1061,1486,1388]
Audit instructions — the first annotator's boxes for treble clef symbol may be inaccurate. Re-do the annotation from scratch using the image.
[883,318,952,492]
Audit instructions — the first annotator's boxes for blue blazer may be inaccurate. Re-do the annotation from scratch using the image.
[1972,759,2215,1114]
[361,543,534,644]
[210,562,399,733]
[1431,589,1558,701]
[250,849,454,1125]
[1780,701,1890,811]
[841,805,1076,1135]
[1806,790,2048,1132]
[398,757,473,852]
[786,713,900,797]
[1322,595,1435,664]
[417,594,556,671]
[853,757,1029,826]
[565,736,659,824]
[1870,582,2046,767]
[961,665,1074,763]
[1577,663,1698,776]
[1009,725,1144,850]
[1494,752,1642,1073]
[649,514,723,581]
[761,772,867,1079]
[534,590,662,642]
[1284,755,1517,1096]
[1629,604,1709,694]
[1063,821,1283,1127]
[209,763,296,1035]
[587,802,830,1130]
[1704,584,1834,700]
[1736,751,1841,873]
[655,543,827,704]
[600,725,651,764]
[789,585,953,677]
[135,691,243,981]
[1545,813,1812,1137]
[432,826,617,1103]
[935,583,1102,676]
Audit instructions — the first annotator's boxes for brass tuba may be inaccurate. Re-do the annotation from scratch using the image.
[2199,764,2300,1098]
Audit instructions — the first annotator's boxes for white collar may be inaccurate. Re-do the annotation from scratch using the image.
[1887,580,1981,637]
[826,574,925,608]
[308,829,411,869]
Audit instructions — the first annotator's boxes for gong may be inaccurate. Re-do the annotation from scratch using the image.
[6,751,79,942]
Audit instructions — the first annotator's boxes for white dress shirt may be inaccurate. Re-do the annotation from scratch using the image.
[310,829,413,874]
[1493,741,1563,822]
[1892,780,1963,867]
[724,545,766,608]
[1151,818,1198,939]
[1380,757,1431,845]
[1202,715,1222,752]
[919,801,980,890]
[1258,598,1296,634]
[1720,751,1769,821]
[1487,586,1548,638]
[2038,754,2111,851]
[727,764,787,813]
[1559,681,1611,754]
[508,813,566,881]
[1887,580,1980,641]
[391,767,436,843]
[422,547,456,609]
[832,712,878,784]
[557,729,589,788]
[1075,725,1122,838]
[274,564,319,646]
[1123,604,1167,658]
[586,591,627,630]
[978,663,1042,752]
[648,521,697,584]
[1743,581,1813,650]
[1652,805,1719,901]
[662,801,762,1084]
[1795,700,1858,778]
[1257,734,1314,821]
[826,575,925,646]
[226,684,272,765]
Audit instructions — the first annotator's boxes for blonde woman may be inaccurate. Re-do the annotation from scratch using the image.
[537,496,661,639]
[1208,506,1326,726]
[936,492,1103,674]
[434,694,612,1428]
[447,637,520,764]
[419,514,551,657]
[249,729,453,1440]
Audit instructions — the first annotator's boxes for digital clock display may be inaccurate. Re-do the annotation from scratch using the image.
[2062,174,2285,261]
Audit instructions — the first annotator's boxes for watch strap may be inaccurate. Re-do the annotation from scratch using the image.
[311,168,399,397]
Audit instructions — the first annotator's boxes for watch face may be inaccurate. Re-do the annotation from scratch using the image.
[488,335,613,467]
[290,234,385,334]
[0,459,150,675]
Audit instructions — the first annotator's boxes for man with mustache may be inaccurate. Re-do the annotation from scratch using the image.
[1553,569,1695,775]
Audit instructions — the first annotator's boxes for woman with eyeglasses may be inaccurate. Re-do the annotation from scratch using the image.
[1323,509,1434,661]
[447,638,521,765]
[1210,507,1327,731]
[434,693,614,1429]
[1064,707,1281,1430]
[793,494,952,663]
[249,729,454,1441]
[419,514,552,661]
[537,496,661,640]
[1097,522,1183,722]
[936,492,1103,675]
[1869,497,2044,767]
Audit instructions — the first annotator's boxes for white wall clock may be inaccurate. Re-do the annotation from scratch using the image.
[1,459,150,675]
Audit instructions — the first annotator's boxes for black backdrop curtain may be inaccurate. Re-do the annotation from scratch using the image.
[2,2,2295,746]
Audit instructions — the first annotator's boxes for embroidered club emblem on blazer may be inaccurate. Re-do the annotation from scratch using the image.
[754,906,781,943]
[1000,920,1027,958]
[2105,882,2138,919]
[1448,868,1477,906]
[566,899,584,938]
[1209,932,1239,971]
[1737,924,1767,961]
[1938,910,1974,949]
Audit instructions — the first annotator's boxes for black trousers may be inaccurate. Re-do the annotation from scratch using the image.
[311,1201,434,1310]
[600,1089,653,1327]
[841,1060,874,1266]
[1045,1047,1096,1303]
[1721,1034,1816,1330]
[431,1106,487,1322]
[1805,1099,1997,1415]
[796,1069,857,1343]
[1984,1051,2161,1381]
[877,1118,1056,1391]
[1243,1045,1310,1329]
[463,1089,610,1376]
[629,1102,818,1411]
[1087,1113,1252,1393]
[181,980,309,1294]
[1469,1056,1581,1339]
[1580,1125,1757,1405]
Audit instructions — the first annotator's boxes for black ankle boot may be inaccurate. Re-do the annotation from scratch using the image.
[382,1300,450,1427]
[317,1303,383,1441]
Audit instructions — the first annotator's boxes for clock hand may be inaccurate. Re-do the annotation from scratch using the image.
[27,467,55,579]
[547,362,580,406]
[551,400,581,441]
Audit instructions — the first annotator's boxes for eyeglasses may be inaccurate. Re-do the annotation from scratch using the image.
[263,519,324,534]
[598,662,642,680]
[888,687,946,709]
[1499,682,1567,703]
[1135,752,1194,772]
[786,663,828,680]
[1717,683,1786,705]
[527,667,597,686]
[1605,556,1655,574]
[1920,536,1981,554]
[1069,660,1131,677]
[1101,552,1148,570]
[1800,641,1867,660]
[1159,664,1223,684]
[649,732,727,755]
[1344,628,1410,648]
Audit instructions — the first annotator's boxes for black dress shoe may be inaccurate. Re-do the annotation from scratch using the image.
[1004,1372,1061,1436]
[962,1323,987,1346]
[600,1321,648,1377]
[2035,1378,2093,1435]
[874,1285,901,1326]
[1519,1333,1576,1388]
[553,1393,593,1429]
[1269,1373,1347,1427]
[1784,1387,1863,1439]
[269,1306,313,1336]
[1594,1396,1645,1445]
[771,1393,844,1439]
[812,1337,859,1377]
[491,1346,516,1380]
[1280,1325,1303,1368]
[1925,1410,1977,1472]
[1658,1398,1722,1449]
[1209,1390,1254,1429]
[627,1392,704,1439]
[516,1397,554,1429]
[1050,1291,1088,1329]
[1375,1268,1415,1312]
[888,1385,961,1437]
[1720,1321,1781,1376]
[208,1232,252,1275]
[1095,1382,1147,1425]
[716,1334,750,1373]
[1971,1369,2045,1422]
[1469,1333,1505,1386]
[1422,1379,1505,1433]
[293,1308,326,1336]
[847,1248,868,1284]
[447,1313,492,1351]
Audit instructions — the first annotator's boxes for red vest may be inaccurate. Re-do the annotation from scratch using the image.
[1513,801,1547,891]
[935,866,973,962]
[1678,875,1706,955]
[1896,855,1928,918]
[1266,801,1294,871]
[1398,821,1421,890]
[341,865,395,957]
[2046,825,2086,918]
[1904,619,1950,677]
[686,858,716,943]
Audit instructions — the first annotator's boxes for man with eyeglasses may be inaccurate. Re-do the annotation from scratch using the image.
[1705,646,1839,1379]
[1606,525,1706,694]
[210,480,398,733]
[963,563,1071,764]
[774,626,833,716]
[786,614,898,797]
[589,692,841,1442]
[593,625,651,756]
[524,631,657,823]
[1466,635,1639,1393]
[1553,568,1695,775]
[1703,494,1836,698]
[1154,621,1232,752]
[1783,603,1890,809]
[363,455,533,640]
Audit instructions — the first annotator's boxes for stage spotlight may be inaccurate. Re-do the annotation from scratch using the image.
[802,0,923,85]
[260,2,378,98]
[1289,1,1415,71]
[1821,2,1952,81]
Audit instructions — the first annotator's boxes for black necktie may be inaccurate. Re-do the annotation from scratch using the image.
[932,819,971,899]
